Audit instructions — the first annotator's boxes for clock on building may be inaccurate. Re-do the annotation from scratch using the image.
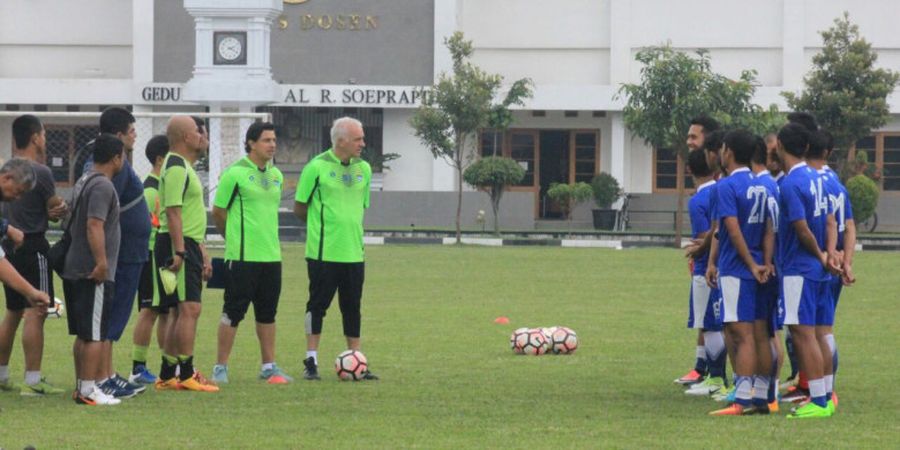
[213,31,247,65]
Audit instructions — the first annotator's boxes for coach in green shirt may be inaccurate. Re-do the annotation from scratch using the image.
[211,122,292,385]
[294,116,377,381]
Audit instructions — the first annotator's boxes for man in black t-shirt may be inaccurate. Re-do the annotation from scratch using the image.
[0,115,67,396]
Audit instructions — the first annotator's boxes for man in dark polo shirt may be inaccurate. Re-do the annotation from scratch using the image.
[0,114,67,396]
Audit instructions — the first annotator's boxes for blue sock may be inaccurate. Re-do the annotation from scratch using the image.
[694,346,707,374]
[768,352,779,403]
[785,332,799,379]
[704,331,726,379]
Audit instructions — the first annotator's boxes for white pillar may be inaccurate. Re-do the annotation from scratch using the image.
[132,0,154,83]
[430,0,461,192]
[610,112,627,192]
[208,105,224,207]
[608,0,631,87]
[782,0,805,91]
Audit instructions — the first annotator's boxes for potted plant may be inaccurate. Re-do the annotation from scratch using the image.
[590,172,622,230]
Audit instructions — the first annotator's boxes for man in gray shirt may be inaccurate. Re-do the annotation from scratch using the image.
[62,134,125,406]
[0,114,68,396]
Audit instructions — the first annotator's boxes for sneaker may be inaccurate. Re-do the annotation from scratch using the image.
[713,385,736,402]
[674,369,705,385]
[781,385,810,403]
[768,400,779,414]
[212,364,229,384]
[831,391,839,411]
[259,364,293,384]
[155,377,181,391]
[20,378,65,396]
[179,372,219,392]
[744,403,771,415]
[75,387,121,406]
[114,373,146,394]
[684,377,725,396]
[100,378,137,399]
[709,404,749,416]
[0,379,16,392]
[361,370,379,381]
[129,365,158,385]
[787,402,832,419]
[303,357,320,381]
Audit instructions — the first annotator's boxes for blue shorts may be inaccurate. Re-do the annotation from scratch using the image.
[719,276,757,323]
[106,262,143,341]
[830,277,843,311]
[782,276,834,326]
[688,276,722,331]
[757,278,780,336]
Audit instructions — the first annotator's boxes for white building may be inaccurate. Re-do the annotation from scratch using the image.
[2,0,899,230]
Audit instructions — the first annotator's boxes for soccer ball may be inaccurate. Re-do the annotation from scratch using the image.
[513,329,547,356]
[335,350,368,381]
[549,327,578,354]
[539,327,557,352]
[509,328,530,354]
[46,298,65,319]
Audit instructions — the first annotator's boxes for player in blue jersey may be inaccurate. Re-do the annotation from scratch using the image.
[675,116,722,386]
[683,149,728,397]
[708,130,774,416]
[752,136,783,411]
[775,123,841,419]
[805,130,855,412]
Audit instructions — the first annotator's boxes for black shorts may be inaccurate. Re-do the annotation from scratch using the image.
[62,279,113,342]
[306,259,364,337]
[223,261,282,325]
[3,234,54,311]
[154,233,203,304]
[138,250,170,313]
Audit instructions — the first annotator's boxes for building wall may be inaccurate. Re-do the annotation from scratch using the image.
[153,0,434,85]
[0,0,132,79]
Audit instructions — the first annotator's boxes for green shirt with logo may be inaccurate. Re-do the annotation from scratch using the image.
[296,149,371,263]
[214,156,283,262]
[159,153,207,242]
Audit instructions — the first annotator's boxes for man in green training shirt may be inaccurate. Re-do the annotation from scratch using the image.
[129,134,171,385]
[211,122,291,384]
[294,117,377,381]
[154,115,217,392]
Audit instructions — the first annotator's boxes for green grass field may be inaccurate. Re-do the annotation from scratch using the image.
[1,244,898,448]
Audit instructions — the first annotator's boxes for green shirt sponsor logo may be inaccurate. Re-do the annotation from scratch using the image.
[158,153,207,242]
[214,157,283,262]
[296,149,371,263]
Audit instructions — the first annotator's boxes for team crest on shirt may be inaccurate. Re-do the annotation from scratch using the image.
[329,171,336,178]
[356,174,364,182]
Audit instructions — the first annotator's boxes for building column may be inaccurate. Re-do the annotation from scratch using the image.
[430,0,460,192]
[610,112,627,192]
[782,0,805,91]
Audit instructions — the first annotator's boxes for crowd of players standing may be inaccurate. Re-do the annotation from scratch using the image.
[0,109,377,407]
[676,112,855,419]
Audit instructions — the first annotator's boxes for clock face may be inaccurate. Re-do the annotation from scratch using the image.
[213,32,247,65]
[218,36,242,61]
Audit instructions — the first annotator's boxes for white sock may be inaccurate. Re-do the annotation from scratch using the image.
[0,365,8,381]
[752,376,769,400]
[261,362,274,372]
[306,351,317,364]
[809,378,827,399]
[695,345,706,361]
[703,331,725,359]
[25,370,41,386]
[825,374,834,393]
[80,380,95,397]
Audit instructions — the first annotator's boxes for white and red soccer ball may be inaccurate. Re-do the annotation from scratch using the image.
[335,350,368,381]
[510,328,548,356]
[549,326,578,354]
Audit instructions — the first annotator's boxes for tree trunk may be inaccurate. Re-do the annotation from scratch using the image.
[455,139,463,244]
[674,150,685,248]
[491,185,502,235]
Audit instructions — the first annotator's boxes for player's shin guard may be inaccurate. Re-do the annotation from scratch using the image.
[704,331,727,381]
[734,376,753,407]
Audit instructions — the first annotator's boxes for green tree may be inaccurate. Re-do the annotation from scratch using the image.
[846,174,879,225]
[547,182,593,236]
[410,32,532,243]
[617,45,775,246]
[783,12,899,166]
[463,156,525,235]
